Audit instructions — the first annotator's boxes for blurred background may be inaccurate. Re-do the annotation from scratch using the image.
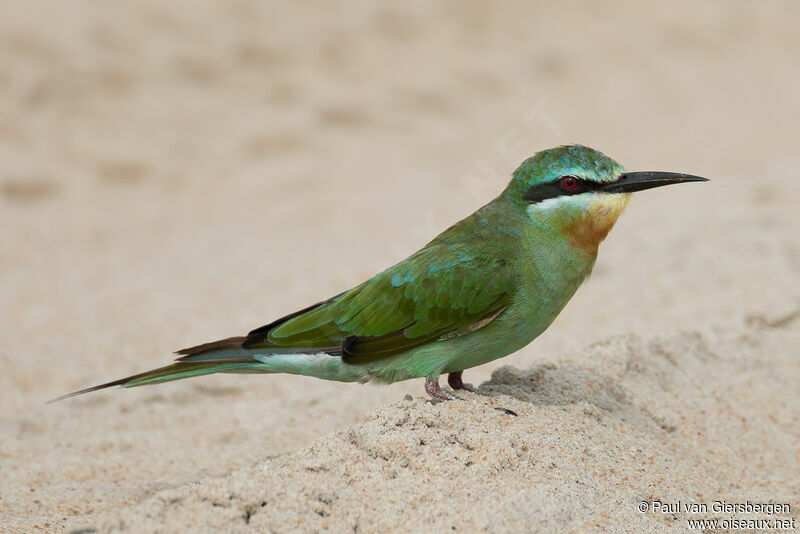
[1,1,798,531]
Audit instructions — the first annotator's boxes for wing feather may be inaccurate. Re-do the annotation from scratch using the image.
[243,244,513,363]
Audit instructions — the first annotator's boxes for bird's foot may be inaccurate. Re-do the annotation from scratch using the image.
[425,376,457,401]
[447,371,476,392]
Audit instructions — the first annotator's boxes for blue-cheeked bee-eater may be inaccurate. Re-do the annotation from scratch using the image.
[54,145,708,402]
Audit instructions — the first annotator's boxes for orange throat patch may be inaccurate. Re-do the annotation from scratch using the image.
[563,194,630,253]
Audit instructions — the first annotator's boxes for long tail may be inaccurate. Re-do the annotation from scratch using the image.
[49,337,270,403]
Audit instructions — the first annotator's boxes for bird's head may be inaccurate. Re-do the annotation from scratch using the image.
[505,145,708,254]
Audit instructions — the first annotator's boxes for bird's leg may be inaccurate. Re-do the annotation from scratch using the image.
[425,375,457,401]
[447,371,476,392]
[447,371,464,389]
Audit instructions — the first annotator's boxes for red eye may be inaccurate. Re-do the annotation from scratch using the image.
[561,176,578,189]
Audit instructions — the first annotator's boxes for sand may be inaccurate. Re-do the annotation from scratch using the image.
[88,324,800,533]
[1,1,798,533]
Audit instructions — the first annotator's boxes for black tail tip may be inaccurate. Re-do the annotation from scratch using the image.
[47,379,127,404]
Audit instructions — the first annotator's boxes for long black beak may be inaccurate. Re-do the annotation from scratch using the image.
[603,171,709,194]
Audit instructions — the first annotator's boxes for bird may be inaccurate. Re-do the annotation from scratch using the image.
[52,145,708,402]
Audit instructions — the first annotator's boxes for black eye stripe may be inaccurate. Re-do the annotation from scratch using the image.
[522,176,601,203]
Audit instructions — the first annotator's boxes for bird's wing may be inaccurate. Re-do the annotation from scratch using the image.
[241,244,513,364]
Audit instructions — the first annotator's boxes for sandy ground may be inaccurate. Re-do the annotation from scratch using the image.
[1,1,798,532]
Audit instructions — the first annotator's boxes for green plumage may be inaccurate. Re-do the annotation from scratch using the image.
[244,241,512,364]
[54,145,708,401]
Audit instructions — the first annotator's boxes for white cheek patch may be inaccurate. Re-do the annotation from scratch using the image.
[526,192,630,225]
[526,193,594,219]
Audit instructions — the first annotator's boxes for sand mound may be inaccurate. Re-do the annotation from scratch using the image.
[77,317,799,533]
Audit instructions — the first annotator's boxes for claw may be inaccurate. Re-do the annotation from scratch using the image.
[425,376,457,400]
